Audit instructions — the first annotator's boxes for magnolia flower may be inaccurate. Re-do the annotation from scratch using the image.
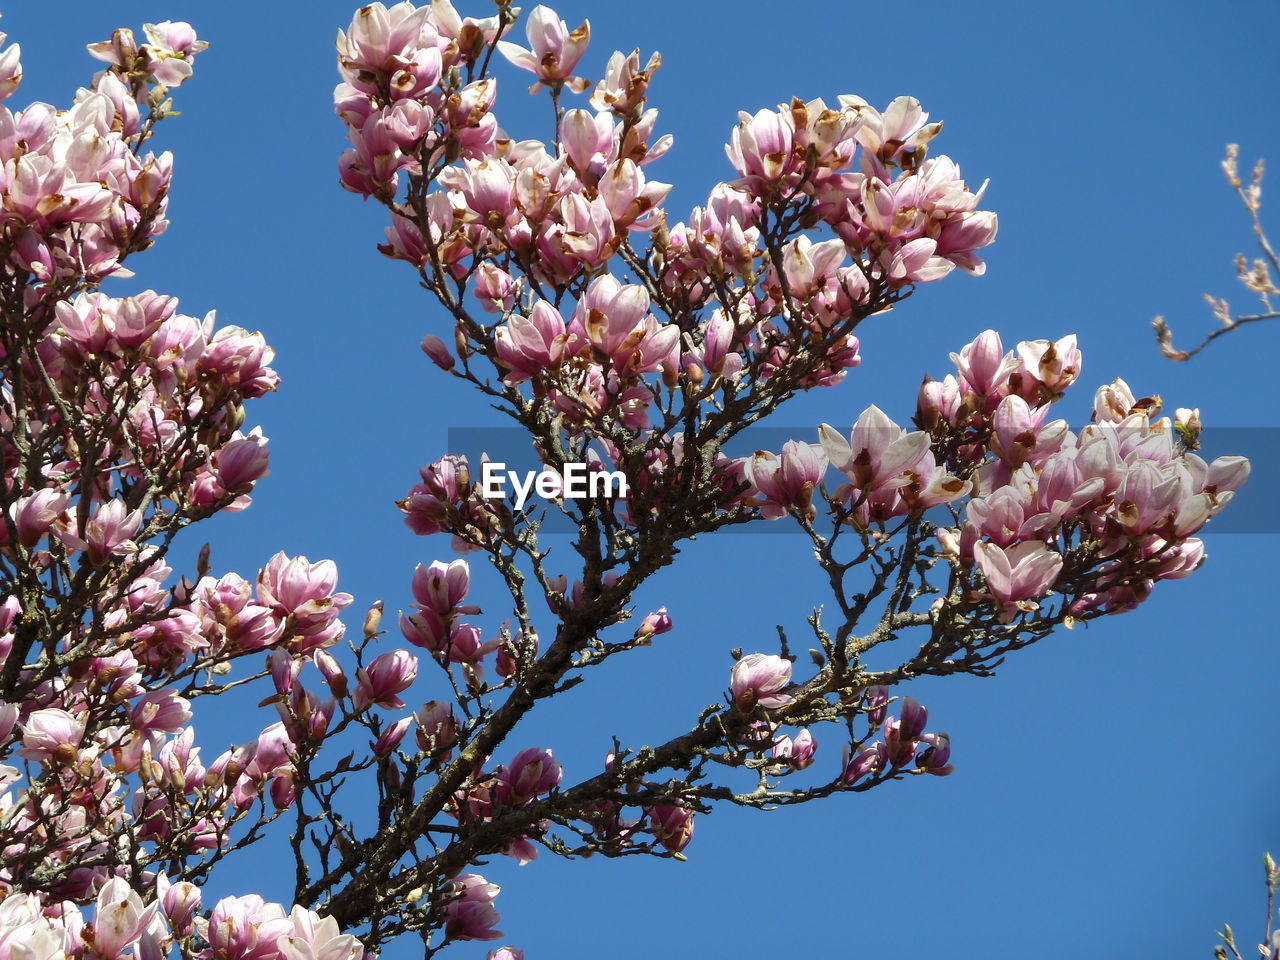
[772,728,817,770]
[591,48,661,116]
[974,540,1063,621]
[203,895,293,960]
[279,906,364,960]
[730,653,793,711]
[497,5,590,92]
[354,650,419,711]
[494,302,568,384]
[495,747,562,807]
[19,707,84,761]
[649,804,695,853]
[1018,335,1081,394]
[950,329,1018,397]
[442,875,503,942]
[744,441,828,519]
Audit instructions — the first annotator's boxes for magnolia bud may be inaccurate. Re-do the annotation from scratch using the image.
[363,601,384,638]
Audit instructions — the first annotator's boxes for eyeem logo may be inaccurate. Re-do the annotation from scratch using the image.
[479,462,628,511]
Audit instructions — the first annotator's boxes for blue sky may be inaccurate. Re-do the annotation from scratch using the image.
[8,0,1280,956]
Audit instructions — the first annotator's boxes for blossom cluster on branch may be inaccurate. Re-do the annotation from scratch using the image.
[0,3,1249,959]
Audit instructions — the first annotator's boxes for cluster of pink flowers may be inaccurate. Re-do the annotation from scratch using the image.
[743,329,1247,624]
[925,330,1245,620]
[398,454,511,550]
[0,22,206,285]
[337,1,669,285]
[0,20,375,956]
[725,656,950,788]
[398,558,496,667]
[0,869,365,960]
[1,289,279,573]
[447,744,563,867]
[338,0,998,450]
[0,2,1240,957]
[842,690,952,784]
[0,549,354,896]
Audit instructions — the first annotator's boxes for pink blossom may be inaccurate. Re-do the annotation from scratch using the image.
[880,236,955,284]
[0,703,17,743]
[974,541,1063,620]
[744,440,828,519]
[374,716,414,756]
[948,329,1018,399]
[819,406,966,523]
[442,874,503,942]
[632,607,672,643]
[354,650,419,710]
[279,906,364,960]
[82,499,144,564]
[399,607,449,652]
[989,395,1066,469]
[496,628,539,678]
[473,263,519,314]
[0,34,20,102]
[559,108,613,172]
[400,454,473,536]
[192,573,284,653]
[727,107,796,190]
[129,690,192,733]
[917,732,954,776]
[200,323,279,398]
[213,430,271,492]
[841,95,941,162]
[159,878,201,939]
[411,558,473,614]
[842,741,887,785]
[730,653,793,712]
[8,488,70,549]
[204,895,293,960]
[91,878,157,960]
[494,301,569,384]
[495,747,562,807]
[599,159,671,230]
[863,685,890,725]
[415,701,458,758]
[1093,378,1139,423]
[421,333,455,370]
[336,3,442,99]
[1018,335,1081,395]
[649,804,695,853]
[137,21,209,86]
[497,6,591,92]
[19,707,84,761]
[257,552,353,653]
[570,274,678,377]
[884,705,927,767]
[591,48,661,116]
[444,157,517,222]
[772,727,817,770]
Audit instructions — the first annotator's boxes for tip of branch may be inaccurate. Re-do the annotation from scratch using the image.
[1152,316,1189,361]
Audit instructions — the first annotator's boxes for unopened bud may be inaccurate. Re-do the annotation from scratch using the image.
[421,334,455,371]
[363,601,384,638]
